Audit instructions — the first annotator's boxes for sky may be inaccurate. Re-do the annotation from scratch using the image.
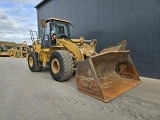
[0,0,42,44]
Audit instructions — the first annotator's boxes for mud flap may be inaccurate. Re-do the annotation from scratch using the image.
[76,51,141,102]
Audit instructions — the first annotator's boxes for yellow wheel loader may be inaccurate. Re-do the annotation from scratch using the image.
[27,18,141,102]
[9,41,28,58]
[0,45,10,57]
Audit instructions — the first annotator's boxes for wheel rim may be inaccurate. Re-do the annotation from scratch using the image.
[29,56,33,67]
[51,58,60,74]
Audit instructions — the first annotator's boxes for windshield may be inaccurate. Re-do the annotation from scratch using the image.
[1,46,7,51]
[51,20,71,38]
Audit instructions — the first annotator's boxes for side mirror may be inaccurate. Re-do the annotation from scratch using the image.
[41,20,46,28]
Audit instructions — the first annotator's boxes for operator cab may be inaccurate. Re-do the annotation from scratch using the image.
[0,45,7,52]
[41,18,72,48]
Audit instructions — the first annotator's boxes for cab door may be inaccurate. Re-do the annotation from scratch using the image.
[41,22,51,48]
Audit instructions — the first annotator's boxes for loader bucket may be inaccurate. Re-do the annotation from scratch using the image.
[0,52,10,57]
[76,51,141,102]
[99,40,127,53]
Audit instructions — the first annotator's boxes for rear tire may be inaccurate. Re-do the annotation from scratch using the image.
[49,50,74,82]
[28,52,42,72]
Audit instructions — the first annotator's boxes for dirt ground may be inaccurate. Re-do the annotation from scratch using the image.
[0,57,160,120]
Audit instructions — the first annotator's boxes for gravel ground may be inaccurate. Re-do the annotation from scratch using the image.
[0,57,160,120]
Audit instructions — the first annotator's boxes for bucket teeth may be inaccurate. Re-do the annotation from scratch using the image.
[76,51,141,102]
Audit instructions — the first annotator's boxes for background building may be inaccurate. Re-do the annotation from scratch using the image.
[35,0,160,79]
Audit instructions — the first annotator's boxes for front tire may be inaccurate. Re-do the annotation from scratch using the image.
[49,50,74,82]
[28,52,42,72]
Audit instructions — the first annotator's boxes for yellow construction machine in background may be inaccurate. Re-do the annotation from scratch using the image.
[0,44,10,57]
[27,18,141,102]
[9,41,28,58]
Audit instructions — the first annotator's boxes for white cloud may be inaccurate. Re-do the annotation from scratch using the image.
[0,0,42,44]
[0,12,19,29]
[0,0,42,4]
